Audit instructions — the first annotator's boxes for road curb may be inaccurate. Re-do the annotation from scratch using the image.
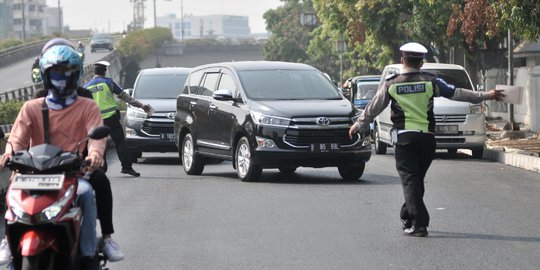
[482,147,540,173]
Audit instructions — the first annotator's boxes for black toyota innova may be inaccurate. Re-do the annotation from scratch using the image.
[174,61,372,182]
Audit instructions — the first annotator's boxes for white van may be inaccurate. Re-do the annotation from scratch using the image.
[373,63,486,158]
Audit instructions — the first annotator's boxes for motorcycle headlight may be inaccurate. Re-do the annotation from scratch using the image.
[127,107,148,120]
[8,192,32,223]
[37,184,75,222]
[251,111,290,127]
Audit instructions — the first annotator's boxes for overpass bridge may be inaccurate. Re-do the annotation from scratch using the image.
[0,43,264,101]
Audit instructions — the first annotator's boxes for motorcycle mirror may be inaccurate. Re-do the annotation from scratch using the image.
[87,126,110,140]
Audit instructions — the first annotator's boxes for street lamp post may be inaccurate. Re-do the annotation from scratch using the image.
[57,0,62,34]
[335,35,346,85]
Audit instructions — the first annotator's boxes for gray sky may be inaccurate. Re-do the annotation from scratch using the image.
[47,0,283,34]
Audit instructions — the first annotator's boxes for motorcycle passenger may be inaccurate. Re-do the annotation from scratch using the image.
[1,44,101,269]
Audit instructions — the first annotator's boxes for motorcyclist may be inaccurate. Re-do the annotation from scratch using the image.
[77,40,85,51]
[31,37,125,263]
[0,44,101,269]
[31,56,40,82]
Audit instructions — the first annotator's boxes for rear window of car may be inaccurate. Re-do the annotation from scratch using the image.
[422,69,474,90]
[237,69,340,101]
[134,73,188,99]
[92,33,110,39]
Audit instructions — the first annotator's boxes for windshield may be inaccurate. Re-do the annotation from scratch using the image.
[92,33,110,39]
[134,73,188,99]
[422,69,474,90]
[237,69,341,100]
[356,80,379,100]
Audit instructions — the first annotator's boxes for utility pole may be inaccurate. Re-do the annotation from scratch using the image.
[153,0,157,27]
[21,0,26,40]
[57,0,62,35]
[507,29,515,130]
[180,0,184,44]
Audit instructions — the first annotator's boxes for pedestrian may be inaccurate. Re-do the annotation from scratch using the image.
[84,61,153,177]
[348,42,505,237]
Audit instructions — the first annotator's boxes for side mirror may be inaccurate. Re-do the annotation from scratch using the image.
[124,88,134,96]
[213,89,234,101]
[88,126,110,140]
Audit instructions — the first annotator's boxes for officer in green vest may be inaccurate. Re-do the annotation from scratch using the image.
[84,61,154,177]
[349,42,505,237]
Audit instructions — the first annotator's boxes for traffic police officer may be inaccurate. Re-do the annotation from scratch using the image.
[349,42,504,237]
[84,61,153,177]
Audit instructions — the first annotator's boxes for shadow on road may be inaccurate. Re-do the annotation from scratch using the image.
[429,231,540,242]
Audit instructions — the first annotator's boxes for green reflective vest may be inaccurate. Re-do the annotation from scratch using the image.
[86,81,118,119]
[388,81,433,132]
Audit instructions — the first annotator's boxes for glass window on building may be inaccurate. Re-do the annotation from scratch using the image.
[29,5,36,12]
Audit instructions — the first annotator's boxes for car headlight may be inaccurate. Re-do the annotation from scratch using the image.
[127,107,148,120]
[470,104,485,114]
[251,111,290,127]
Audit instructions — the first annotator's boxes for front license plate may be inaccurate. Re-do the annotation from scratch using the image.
[435,125,458,135]
[310,143,340,153]
[160,133,175,142]
[11,174,65,190]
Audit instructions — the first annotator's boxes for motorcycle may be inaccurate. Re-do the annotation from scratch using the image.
[3,126,110,270]
[31,68,42,84]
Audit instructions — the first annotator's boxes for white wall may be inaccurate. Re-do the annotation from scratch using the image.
[485,66,540,132]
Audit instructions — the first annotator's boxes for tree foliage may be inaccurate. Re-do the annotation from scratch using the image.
[262,0,312,63]
[116,27,173,64]
[263,0,540,83]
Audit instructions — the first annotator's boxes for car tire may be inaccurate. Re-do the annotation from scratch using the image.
[374,128,387,155]
[182,133,204,175]
[235,137,262,182]
[338,162,365,181]
[130,152,142,163]
[472,147,484,159]
[278,167,297,174]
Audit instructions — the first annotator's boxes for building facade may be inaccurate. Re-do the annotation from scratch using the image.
[157,14,250,41]
[11,0,47,40]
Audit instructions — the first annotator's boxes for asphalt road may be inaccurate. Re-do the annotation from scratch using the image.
[103,149,540,270]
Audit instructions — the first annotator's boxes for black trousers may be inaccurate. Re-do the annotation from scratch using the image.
[103,110,133,171]
[88,169,114,235]
[394,132,436,228]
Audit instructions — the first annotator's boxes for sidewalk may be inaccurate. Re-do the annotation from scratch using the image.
[464,119,540,173]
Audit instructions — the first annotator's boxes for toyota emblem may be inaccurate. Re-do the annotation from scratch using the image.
[316,117,330,126]
[167,112,176,119]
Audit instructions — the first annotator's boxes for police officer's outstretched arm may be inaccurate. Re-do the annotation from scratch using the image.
[434,78,505,103]
[116,89,154,115]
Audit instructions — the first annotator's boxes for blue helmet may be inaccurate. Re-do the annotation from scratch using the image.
[39,45,83,97]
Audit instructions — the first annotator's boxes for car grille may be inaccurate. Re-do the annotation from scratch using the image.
[283,116,356,147]
[142,121,174,135]
[435,114,466,123]
[436,138,466,144]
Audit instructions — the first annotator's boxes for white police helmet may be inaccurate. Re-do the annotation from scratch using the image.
[399,42,427,58]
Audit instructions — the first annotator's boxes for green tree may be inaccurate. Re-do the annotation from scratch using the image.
[116,27,173,86]
[262,0,312,62]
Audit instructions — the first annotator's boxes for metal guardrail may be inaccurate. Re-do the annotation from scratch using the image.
[0,40,47,68]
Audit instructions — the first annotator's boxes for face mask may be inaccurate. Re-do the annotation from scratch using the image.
[48,69,73,95]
